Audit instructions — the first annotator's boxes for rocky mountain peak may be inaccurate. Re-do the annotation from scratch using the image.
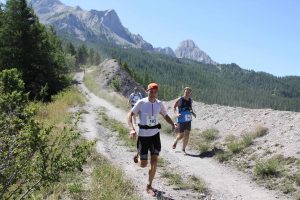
[30,0,153,50]
[175,39,217,65]
[29,0,62,7]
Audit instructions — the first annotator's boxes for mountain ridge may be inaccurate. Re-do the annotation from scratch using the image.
[29,0,216,64]
[29,0,154,49]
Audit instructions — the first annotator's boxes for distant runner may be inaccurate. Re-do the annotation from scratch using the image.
[172,87,196,154]
[128,83,175,196]
[128,87,143,124]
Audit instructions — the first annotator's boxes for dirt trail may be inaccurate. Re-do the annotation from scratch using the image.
[75,72,290,200]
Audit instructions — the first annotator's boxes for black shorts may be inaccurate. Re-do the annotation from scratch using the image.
[178,121,191,133]
[137,132,161,160]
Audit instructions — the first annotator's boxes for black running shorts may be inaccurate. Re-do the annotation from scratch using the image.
[137,132,161,160]
[178,121,191,133]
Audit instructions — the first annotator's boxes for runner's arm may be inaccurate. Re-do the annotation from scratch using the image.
[173,99,180,117]
[163,115,176,131]
[127,111,135,131]
[190,100,196,118]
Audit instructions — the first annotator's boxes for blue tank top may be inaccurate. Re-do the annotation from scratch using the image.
[177,97,192,123]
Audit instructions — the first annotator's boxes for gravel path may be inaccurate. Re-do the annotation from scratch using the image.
[75,71,290,200]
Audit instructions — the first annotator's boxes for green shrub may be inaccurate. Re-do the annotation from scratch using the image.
[111,76,120,91]
[216,151,232,162]
[254,158,282,178]
[68,182,83,198]
[188,175,207,193]
[198,143,211,153]
[201,128,219,141]
[241,133,254,147]
[227,140,245,154]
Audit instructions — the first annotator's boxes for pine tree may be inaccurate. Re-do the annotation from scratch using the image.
[0,0,69,100]
[65,42,76,56]
[76,44,88,65]
[88,48,95,64]
[94,51,101,65]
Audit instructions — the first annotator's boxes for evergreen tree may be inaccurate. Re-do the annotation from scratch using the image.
[65,42,76,56]
[0,0,69,100]
[94,51,101,65]
[88,48,95,64]
[76,44,88,65]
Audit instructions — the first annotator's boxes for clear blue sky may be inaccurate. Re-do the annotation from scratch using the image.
[4,0,300,76]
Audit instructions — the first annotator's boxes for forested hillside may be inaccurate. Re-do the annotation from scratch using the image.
[81,40,300,112]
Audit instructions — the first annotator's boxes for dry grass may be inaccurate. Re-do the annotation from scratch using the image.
[189,128,219,153]
[84,69,128,110]
[31,88,87,199]
[35,87,85,126]
[254,125,269,137]
[32,88,140,199]
[161,170,207,193]
[90,154,139,200]
[254,157,283,178]
[200,128,219,141]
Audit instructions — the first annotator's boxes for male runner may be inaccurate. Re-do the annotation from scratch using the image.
[128,83,175,196]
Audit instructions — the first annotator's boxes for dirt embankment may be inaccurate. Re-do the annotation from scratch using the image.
[93,59,146,98]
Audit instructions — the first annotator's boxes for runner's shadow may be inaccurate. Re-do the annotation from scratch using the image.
[154,189,175,200]
[185,147,223,158]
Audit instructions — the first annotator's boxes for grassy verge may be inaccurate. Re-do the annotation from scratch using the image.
[83,68,128,110]
[31,87,89,199]
[90,152,139,200]
[34,87,86,126]
[98,108,136,150]
[32,88,139,199]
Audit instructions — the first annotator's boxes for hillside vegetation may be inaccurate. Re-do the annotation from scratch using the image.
[77,40,300,112]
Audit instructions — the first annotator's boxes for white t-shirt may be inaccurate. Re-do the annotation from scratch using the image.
[131,97,168,137]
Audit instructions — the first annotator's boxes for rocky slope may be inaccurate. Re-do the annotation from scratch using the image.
[30,0,219,64]
[154,47,176,57]
[165,100,300,159]
[175,40,217,65]
[93,59,146,98]
[29,0,153,49]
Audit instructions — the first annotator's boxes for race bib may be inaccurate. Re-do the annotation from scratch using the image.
[177,110,192,123]
[185,114,192,121]
[146,116,158,126]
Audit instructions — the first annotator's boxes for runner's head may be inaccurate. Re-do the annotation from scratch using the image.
[147,83,159,98]
[183,87,192,98]
[134,87,138,92]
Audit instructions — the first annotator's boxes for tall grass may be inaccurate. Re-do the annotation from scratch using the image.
[31,87,88,199]
[189,128,219,153]
[90,154,139,200]
[35,87,85,126]
[254,158,282,178]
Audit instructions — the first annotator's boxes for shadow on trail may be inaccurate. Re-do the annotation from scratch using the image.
[185,147,223,158]
[154,189,175,200]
